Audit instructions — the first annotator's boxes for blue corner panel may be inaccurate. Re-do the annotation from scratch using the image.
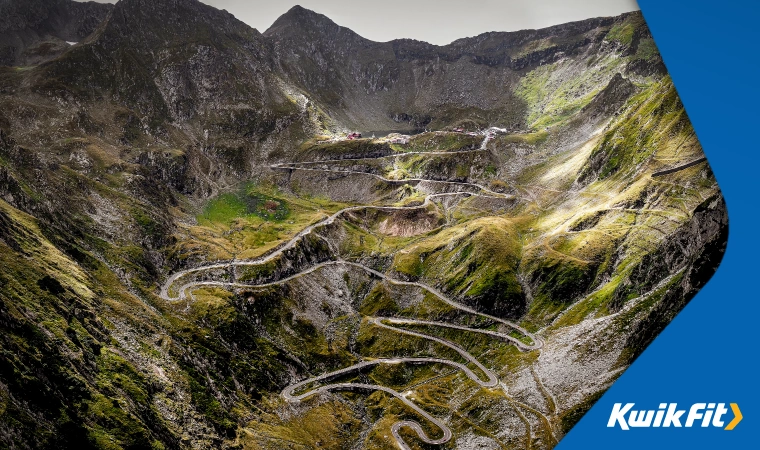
[558,1,759,448]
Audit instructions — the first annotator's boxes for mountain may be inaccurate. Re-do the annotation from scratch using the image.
[32,0,320,178]
[0,0,113,65]
[266,5,664,131]
[0,1,724,449]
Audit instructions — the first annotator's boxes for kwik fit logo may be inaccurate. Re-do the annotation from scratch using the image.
[608,403,742,430]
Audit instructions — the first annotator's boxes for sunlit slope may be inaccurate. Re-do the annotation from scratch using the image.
[391,217,525,318]
[515,77,721,329]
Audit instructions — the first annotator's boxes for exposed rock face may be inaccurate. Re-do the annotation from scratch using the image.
[266,6,647,131]
[39,0,291,128]
[3,1,659,147]
[582,73,636,120]
[615,194,728,357]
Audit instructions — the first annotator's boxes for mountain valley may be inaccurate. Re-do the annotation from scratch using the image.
[0,1,726,449]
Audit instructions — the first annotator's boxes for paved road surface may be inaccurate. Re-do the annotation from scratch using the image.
[168,259,541,448]
[271,164,510,198]
[159,191,507,301]
[160,143,541,448]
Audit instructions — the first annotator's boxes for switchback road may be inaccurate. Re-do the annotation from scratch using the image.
[160,137,542,448]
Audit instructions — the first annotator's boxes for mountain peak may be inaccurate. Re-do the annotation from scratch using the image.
[100,0,262,47]
[286,5,309,14]
[264,4,349,38]
[279,5,328,21]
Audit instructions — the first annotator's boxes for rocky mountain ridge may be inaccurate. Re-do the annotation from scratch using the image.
[267,5,655,130]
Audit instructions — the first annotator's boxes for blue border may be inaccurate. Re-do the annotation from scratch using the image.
[558,1,758,448]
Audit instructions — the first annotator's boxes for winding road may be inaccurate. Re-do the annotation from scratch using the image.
[277,147,493,165]
[271,164,511,198]
[159,135,544,448]
[160,190,506,301]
